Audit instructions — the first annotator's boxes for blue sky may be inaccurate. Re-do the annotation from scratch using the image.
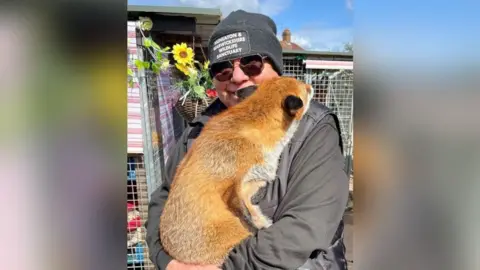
[127,0,354,52]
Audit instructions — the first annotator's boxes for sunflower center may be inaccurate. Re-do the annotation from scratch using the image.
[179,51,188,58]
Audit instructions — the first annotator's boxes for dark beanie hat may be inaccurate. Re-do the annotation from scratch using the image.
[207,10,283,75]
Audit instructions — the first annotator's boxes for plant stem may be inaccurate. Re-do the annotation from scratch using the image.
[137,27,172,63]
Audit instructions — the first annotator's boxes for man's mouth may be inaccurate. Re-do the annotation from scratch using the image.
[235,85,258,101]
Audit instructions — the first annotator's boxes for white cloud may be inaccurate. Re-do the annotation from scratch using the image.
[174,0,291,17]
[258,0,292,17]
[279,26,353,52]
[291,35,312,49]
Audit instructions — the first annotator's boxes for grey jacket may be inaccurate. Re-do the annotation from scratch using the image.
[145,99,350,270]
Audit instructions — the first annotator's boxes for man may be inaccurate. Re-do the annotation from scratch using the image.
[145,9,350,270]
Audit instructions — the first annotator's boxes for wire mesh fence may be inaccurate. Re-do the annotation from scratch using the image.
[127,156,155,270]
[282,55,354,181]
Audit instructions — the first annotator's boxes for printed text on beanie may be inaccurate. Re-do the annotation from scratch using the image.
[211,31,251,62]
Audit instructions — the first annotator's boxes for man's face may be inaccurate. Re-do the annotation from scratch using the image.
[210,55,279,107]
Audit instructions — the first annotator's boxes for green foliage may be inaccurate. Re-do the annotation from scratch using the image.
[171,59,213,101]
[127,16,171,76]
[151,62,160,73]
[127,18,172,88]
[139,17,153,31]
[128,17,214,102]
[344,42,353,53]
[143,37,152,48]
[295,55,306,61]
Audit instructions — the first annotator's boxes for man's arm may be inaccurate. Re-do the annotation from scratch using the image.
[222,115,350,270]
[145,130,189,270]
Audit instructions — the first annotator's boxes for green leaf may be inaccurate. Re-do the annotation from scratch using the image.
[188,74,197,85]
[143,61,151,69]
[151,62,160,73]
[127,68,134,76]
[143,37,152,48]
[156,51,164,60]
[151,41,161,51]
[134,59,144,70]
[139,17,153,31]
[193,85,205,95]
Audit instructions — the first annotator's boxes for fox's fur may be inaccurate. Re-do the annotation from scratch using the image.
[159,77,313,266]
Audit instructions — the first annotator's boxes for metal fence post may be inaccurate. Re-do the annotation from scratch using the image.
[135,30,163,201]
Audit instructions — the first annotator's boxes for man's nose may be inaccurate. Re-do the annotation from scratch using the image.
[230,65,249,84]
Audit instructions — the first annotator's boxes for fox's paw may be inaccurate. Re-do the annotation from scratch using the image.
[266,177,276,183]
[252,214,272,229]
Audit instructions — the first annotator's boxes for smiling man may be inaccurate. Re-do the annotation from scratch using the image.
[145,9,350,270]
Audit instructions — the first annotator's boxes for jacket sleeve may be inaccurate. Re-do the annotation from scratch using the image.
[222,115,350,270]
[145,129,189,270]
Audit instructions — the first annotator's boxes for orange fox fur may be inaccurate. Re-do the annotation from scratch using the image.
[159,76,313,266]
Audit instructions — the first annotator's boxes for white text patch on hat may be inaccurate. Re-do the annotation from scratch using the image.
[212,31,251,61]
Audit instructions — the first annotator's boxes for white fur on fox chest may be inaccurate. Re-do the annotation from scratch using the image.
[243,120,301,183]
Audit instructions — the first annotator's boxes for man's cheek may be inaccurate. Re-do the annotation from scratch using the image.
[213,80,227,91]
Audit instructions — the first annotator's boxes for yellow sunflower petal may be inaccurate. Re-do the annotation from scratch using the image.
[173,43,186,51]
[175,63,190,76]
[172,43,195,65]
[173,43,187,55]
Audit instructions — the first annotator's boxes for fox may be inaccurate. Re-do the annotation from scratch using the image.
[159,76,314,266]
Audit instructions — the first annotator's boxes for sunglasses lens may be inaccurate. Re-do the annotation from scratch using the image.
[240,55,264,76]
[215,68,233,82]
[209,55,265,81]
[210,62,233,81]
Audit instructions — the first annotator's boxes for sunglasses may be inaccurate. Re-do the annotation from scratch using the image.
[209,54,267,82]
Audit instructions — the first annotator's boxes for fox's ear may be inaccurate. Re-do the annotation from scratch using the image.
[283,95,304,116]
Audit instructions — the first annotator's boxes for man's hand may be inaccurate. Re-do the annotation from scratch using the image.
[166,259,221,270]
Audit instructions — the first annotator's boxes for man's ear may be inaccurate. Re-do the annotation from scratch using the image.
[283,95,304,116]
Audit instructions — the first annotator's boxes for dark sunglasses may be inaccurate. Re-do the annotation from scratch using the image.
[209,54,267,82]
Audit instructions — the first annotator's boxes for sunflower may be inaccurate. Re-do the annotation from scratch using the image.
[172,43,194,65]
[175,62,190,76]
